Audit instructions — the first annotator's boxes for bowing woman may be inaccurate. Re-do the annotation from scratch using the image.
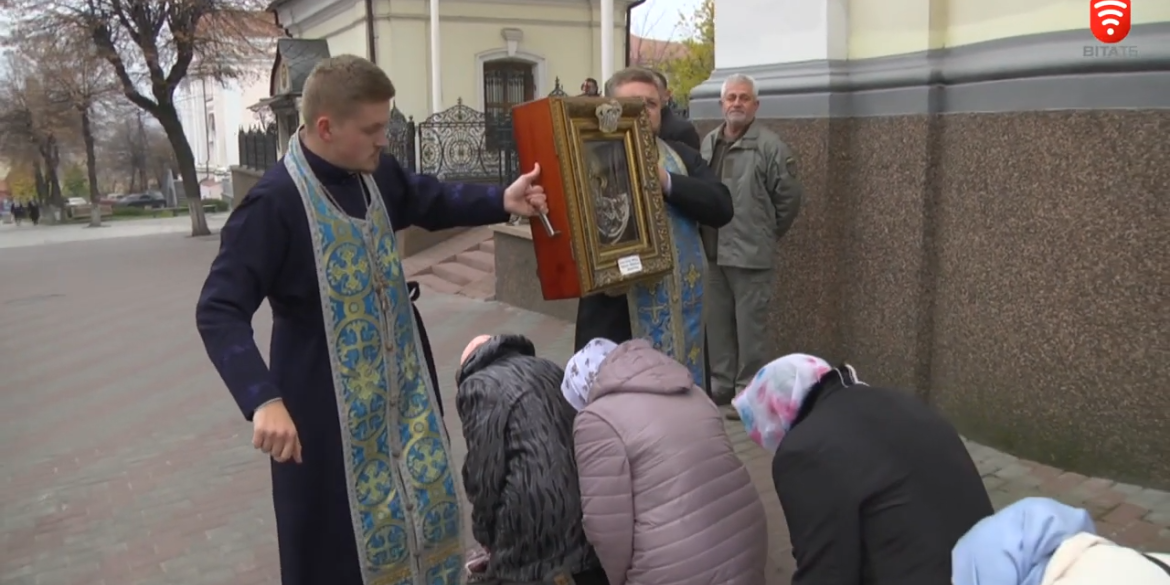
[195,55,548,585]
[733,354,994,585]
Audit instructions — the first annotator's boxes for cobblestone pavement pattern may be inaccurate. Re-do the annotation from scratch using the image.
[2,230,1168,585]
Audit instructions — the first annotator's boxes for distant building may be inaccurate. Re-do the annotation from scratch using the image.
[267,0,639,119]
[629,34,690,69]
[174,12,281,197]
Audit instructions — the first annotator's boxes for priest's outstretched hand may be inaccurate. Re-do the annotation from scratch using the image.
[503,163,548,217]
[253,399,303,464]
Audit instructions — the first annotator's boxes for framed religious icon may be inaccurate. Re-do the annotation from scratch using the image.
[511,97,673,300]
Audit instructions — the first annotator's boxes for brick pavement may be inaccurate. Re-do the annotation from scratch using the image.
[1,233,1168,585]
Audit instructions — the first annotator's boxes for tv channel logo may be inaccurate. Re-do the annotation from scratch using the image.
[1090,0,1131,44]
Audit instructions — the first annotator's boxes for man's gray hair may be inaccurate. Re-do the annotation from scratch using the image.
[721,73,758,98]
[605,67,665,97]
[649,69,669,90]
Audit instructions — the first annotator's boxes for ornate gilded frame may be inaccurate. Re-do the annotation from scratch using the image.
[548,97,673,295]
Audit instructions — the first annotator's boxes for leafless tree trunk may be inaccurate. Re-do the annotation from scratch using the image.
[33,160,48,203]
[156,104,208,234]
[135,113,149,192]
[79,106,103,227]
[40,137,64,221]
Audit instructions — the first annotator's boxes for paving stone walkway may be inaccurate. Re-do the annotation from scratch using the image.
[1,232,1167,585]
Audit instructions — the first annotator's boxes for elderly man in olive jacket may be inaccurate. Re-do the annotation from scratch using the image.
[700,73,803,411]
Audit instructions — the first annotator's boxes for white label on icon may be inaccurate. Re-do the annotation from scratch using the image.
[617,255,643,276]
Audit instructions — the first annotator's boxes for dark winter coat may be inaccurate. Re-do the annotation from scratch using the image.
[660,107,701,151]
[455,334,601,583]
[773,367,994,585]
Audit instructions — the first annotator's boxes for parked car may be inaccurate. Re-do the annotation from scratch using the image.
[67,197,88,207]
[116,192,166,209]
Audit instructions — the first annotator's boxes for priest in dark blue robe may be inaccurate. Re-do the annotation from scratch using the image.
[195,55,547,585]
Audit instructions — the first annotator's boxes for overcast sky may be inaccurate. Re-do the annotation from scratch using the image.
[632,0,704,40]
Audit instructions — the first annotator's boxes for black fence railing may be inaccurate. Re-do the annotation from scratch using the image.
[241,81,679,182]
[238,124,279,170]
[386,106,417,172]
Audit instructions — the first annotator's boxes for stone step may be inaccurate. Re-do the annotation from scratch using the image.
[402,226,493,277]
[455,250,495,273]
[413,273,464,295]
[460,275,497,301]
[478,238,495,254]
[431,262,488,287]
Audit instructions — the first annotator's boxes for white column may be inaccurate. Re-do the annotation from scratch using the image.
[600,0,615,84]
[430,0,442,112]
[690,0,848,118]
[713,0,848,68]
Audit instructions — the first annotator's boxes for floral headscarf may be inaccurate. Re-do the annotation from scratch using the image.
[732,353,834,451]
[561,338,618,411]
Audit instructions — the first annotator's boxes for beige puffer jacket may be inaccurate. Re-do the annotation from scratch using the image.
[573,339,768,585]
[1042,533,1170,584]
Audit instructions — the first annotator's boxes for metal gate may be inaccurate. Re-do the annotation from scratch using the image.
[385,106,417,172]
[416,98,517,185]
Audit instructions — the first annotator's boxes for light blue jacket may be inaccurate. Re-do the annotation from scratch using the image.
[952,497,1096,585]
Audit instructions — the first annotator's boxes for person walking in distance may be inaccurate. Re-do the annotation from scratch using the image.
[700,73,803,412]
[195,55,548,585]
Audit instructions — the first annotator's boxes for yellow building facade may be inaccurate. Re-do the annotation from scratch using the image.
[272,0,635,119]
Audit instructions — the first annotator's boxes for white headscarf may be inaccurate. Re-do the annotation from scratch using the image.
[561,338,618,411]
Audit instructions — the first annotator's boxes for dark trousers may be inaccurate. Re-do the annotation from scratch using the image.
[572,566,610,585]
[408,281,442,416]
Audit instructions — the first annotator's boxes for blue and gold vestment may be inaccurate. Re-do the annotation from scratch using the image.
[285,137,464,585]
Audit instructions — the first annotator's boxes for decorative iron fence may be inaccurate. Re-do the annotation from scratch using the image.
[238,124,279,170]
[548,77,568,97]
[413,82,607,185]
[386,106,416,172]
[241,84,586,183]
[417,98,517,185]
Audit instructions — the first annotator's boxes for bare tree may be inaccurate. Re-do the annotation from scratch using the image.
[93,101,176,196]
[0,52,75,216]
[13,30,119,226]
[630,3,684,68]
[5,0,268,235]
[0,105,44,201]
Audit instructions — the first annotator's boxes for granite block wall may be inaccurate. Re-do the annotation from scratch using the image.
[695,111,1169,486]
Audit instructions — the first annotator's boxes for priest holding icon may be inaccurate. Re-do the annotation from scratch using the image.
[573,67,733,391]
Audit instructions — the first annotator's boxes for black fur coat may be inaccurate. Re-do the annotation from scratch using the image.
[455,334,600,582]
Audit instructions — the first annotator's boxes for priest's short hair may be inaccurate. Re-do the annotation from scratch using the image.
[301,55,397,125]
